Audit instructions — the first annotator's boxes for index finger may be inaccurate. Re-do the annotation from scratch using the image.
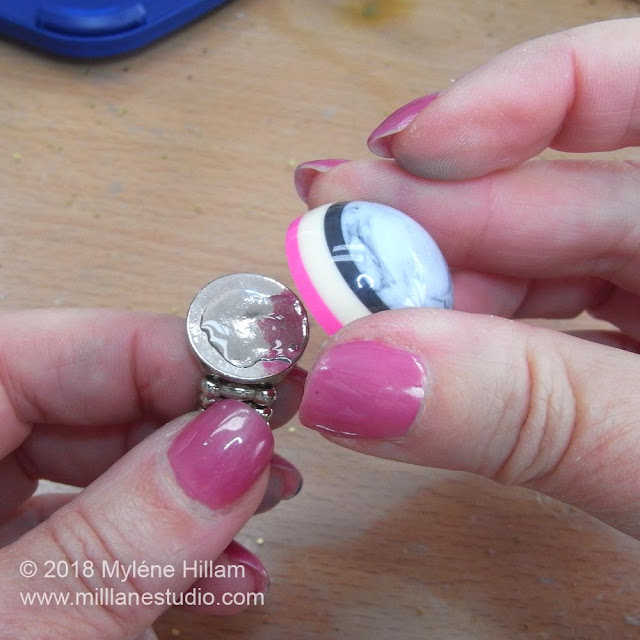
[0,309,200,458]
[376,18,640,180]
[0,309,304,476]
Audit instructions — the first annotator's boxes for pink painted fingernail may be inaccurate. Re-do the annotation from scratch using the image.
[270,453,303,499]
[299,341,425,439]
[287,366,308,386]
[294,159,349,204]
[169,400,274,510]
[255,453,303,514]
[367,93,439,158]
[223,540,270,594]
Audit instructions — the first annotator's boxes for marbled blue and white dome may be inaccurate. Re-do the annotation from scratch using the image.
[286,201,453,334]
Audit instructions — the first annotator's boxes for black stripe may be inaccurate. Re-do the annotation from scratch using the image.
[324,202,389,313]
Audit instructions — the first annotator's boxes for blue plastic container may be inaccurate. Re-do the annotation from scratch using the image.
[0,0,232,58]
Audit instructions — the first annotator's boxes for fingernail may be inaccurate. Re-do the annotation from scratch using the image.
[270,453,303,499]
[294,159,349,204]
[255,453,303,514]
[367,93,439,158]
[287,366,308,386]
[223,540,270,594]
[169,400,274,510]
[300,341,425,439]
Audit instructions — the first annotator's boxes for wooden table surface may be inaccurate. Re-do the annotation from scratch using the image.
[2,1,640,638]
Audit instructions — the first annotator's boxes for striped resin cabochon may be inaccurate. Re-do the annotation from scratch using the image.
[286,201,453,334]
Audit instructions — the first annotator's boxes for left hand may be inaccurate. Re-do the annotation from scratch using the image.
[0,308,303,638]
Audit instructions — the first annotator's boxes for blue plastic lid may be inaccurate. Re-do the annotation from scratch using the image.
[0,0,232,58]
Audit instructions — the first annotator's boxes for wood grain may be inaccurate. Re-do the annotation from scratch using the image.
[1,1,639,638]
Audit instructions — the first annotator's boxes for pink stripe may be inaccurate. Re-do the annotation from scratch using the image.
[286,217,343,335]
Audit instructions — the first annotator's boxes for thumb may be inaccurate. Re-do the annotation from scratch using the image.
[0,400,273,639]
[299,310,640,539]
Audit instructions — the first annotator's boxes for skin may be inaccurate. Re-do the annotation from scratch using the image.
[2,16,639,638]
[0,309,304,639]
[299,18,640,540]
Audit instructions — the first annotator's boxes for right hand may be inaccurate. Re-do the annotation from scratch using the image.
[294,18,640,541]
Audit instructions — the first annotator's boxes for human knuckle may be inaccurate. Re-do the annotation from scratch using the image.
[44,505,144,633]
[493,331,577,486]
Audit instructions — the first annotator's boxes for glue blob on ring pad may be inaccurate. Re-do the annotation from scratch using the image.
[286,201,453,334]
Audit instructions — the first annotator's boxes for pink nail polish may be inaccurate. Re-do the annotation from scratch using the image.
[300,341,425,439]
[287,366,308,386]
[294,159,349,204]
[169,400,274,510]
[255,453,303,514]
[270,453,303,499]
[223,540,270,594]
[367,93,439,158]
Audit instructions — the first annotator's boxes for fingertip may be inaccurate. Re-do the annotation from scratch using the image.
[299,339,424,440]
[223,540,270,595]
[168,400,274,512]
[269,453,303,501]
[270,366,306,429]
[293,159,349,204]
[385,34,577,180]
[180,541,270,616]
[254,452,303,514]
[366,93,440,158]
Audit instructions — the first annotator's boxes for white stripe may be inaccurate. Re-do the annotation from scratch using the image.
[297,204,370,327]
